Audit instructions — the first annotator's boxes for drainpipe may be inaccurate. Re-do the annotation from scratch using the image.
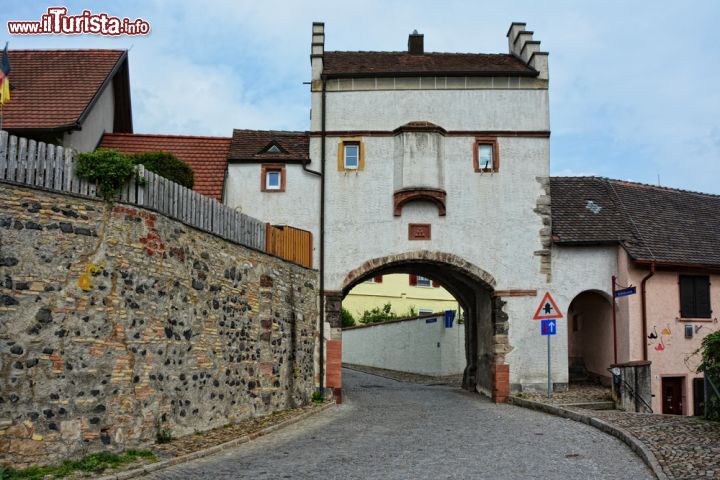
[640,263,655,361]
[318,79,327,395]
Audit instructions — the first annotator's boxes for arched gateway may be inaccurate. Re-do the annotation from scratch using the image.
[308,22,558,404]
[324,252,511,401]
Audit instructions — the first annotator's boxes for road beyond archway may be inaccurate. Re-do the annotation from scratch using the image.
[146,369,653,479]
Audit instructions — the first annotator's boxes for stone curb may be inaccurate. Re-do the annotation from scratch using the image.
[95,401,335,480]
[508,396,668,480]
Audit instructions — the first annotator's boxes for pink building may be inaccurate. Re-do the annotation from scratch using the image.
[552,177,720,415]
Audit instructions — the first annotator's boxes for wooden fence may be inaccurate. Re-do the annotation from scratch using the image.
[0,130,272,255]
[266,224,313,269]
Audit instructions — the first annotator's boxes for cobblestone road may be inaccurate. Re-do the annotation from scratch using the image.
[146,369,652,479]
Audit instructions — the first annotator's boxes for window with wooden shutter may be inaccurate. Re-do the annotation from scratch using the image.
[679,275,711,318]
[409,274,418,286]
[432,280,440,288]
[373,275,383,283]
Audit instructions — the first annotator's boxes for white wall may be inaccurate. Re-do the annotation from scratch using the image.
[64,83,115,152]
[342,316,465,376]
[225,163,320,267]
[315,84,556,389]
[312,89,549,131]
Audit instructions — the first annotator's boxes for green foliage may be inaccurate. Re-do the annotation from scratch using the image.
[0,450,155,479]
[359,303,397,324]
[698,330,720,377]
[311,391,324,404]
[341,307,356,328]
[132,151,194,188]
[75,149,140,201]
[356,303,425,325]
[156,428,174,444]
[698,330,720,421]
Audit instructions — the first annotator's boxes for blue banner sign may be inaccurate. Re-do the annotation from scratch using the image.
[615,287,637,298]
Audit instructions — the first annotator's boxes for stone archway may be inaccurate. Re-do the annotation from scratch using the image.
[325,251,511,403]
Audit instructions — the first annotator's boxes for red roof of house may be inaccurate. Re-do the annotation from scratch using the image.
[99,133,231,201]
[2,49,132,132]
[322,51,538,78]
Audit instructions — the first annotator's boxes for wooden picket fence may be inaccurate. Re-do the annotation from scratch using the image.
[0,130,270,254]
[266,224,313,269]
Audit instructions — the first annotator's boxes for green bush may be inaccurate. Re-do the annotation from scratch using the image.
[698,330,720,421]
[75,149,139,201]
[132,151,194,189]
[359,303,397,324]
[341,307,356,328]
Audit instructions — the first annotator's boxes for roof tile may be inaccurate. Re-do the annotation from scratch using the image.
[3,50,126,130]
[322,51,538,77]
[228,130,309,163]
[99,133,231,201]
[551,177,720,268]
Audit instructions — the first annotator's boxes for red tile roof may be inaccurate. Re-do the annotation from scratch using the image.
[2,49,130,131]
[228,130,309,163]
[322,52,538,78]
[99,133,231,201]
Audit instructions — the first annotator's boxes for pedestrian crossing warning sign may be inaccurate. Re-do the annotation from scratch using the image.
[533,292,563,320]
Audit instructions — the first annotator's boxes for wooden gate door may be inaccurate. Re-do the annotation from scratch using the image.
[662,377,683,415]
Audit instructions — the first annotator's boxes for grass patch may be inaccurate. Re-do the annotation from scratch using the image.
[311,391,324,404]
[0,449,155,480]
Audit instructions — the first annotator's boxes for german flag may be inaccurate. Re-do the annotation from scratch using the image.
[0,43,11,105]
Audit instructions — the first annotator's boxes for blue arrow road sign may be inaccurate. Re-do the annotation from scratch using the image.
[541,319,556,336]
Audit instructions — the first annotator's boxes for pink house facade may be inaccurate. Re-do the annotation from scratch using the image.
[552,177,720,416]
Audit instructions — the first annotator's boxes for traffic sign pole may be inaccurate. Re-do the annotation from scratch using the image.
[547,333,552,398]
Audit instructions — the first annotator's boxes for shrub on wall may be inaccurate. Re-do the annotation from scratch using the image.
[75,149,140,201]
[132,151,194,189]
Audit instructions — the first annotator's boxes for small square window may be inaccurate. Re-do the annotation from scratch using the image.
[416,276,432,288]
[344,144,359,170]
[266,171,281,189]
[261,164,285,192]
[478,144,493,170]
[473,138,499,172]
[418,308,434,315]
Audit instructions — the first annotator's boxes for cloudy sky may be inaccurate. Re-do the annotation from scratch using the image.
[4,1,720,193]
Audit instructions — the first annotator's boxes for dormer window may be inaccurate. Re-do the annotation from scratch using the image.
[473,137,499,173]
[261,141,286,154]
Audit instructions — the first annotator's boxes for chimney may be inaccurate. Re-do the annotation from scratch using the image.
[311,22,324,81]
[506,21,549,81]
[408,30,424,54]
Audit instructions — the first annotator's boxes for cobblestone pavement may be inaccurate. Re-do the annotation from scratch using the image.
[146,369,652,479]
[568,409,720,479]
[152,403,328,459]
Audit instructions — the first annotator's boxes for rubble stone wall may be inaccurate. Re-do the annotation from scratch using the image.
[0,183,318,468]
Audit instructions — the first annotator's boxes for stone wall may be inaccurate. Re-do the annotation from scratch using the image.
[0,183,318,468]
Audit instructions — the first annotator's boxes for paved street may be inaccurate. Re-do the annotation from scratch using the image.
[146,369,653,479]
